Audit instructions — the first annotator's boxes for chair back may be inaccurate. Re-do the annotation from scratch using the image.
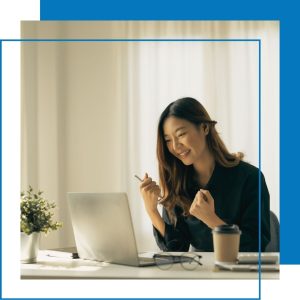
[265,211,280,252]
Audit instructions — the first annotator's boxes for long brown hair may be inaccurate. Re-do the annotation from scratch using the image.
[157,97,243,224]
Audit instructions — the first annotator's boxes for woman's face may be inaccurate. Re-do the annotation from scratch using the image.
[163,116,209,166]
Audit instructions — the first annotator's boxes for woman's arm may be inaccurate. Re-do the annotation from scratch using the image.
[153,207,191,251]
[139,173,165,236]
[139,173,191,251]
[147,209,165,237]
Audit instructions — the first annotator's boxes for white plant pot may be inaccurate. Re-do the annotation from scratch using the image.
[21,232,40,263]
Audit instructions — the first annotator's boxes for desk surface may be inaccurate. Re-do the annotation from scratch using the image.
[21,251,279,280]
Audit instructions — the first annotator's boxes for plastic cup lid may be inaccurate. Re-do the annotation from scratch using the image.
[212,224,241,234]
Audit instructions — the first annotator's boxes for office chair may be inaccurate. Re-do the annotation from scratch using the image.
[265,211,280,252]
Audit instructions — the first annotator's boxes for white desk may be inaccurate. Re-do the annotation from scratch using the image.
[21,251,279,280]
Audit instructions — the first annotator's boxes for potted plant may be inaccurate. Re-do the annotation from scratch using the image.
[20,186,62,263]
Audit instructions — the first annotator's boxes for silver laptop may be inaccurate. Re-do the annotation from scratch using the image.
[67,192,159,267]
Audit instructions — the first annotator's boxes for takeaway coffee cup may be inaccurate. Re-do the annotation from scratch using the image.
[212,224,241,264]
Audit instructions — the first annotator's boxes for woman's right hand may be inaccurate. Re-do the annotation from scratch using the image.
[139,173,161,213]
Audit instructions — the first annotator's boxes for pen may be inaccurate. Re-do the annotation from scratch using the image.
[134,174,143,182]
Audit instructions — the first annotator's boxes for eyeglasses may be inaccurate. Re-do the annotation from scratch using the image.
[153,253,202,270]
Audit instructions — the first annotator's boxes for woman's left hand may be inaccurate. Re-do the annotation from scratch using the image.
[189,189,225,229]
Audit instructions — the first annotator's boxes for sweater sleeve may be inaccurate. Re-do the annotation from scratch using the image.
[153,207,191,251]
[239,169,271,252]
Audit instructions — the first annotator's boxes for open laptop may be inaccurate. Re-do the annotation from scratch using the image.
[67,192,174,267]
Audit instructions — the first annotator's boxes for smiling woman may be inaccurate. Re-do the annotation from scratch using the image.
[20,21,278,252]
[138,97,271,252]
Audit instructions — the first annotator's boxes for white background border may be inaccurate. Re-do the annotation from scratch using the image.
[1,1,299,299]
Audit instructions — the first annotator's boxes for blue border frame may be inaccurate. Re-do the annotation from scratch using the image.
[258,39,262,294]
[0,40,2,299]
[38,1,300,265]
[0,37,263,300]
[39,0,281,21]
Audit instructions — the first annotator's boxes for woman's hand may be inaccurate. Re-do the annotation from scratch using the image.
[189,189,225,229]
[139,173,161,214]
[139,173,165,236]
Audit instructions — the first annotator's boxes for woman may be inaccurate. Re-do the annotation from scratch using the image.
[139,97,270,252]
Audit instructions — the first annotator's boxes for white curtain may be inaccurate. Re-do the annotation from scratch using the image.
[21,21,279,251]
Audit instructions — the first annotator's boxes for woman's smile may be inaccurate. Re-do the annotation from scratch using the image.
[177,149,191,158]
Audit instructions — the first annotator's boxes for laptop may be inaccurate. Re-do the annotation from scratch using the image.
[67,192,174,267]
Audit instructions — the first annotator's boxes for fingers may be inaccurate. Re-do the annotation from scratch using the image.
[144,181,158,192]
[140,173,151,187]
[190,190,210,212]
[189,192,201,213]
[199,189,213,203]
[189,195,200,215]
[190,189,216,226]
[140,177,155,188]
[194,191,206,204]
[139,173,160,194]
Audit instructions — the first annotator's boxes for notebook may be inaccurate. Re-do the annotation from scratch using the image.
[215,253,280,272]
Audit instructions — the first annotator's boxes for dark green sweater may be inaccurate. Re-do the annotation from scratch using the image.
[153,161,271,252]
